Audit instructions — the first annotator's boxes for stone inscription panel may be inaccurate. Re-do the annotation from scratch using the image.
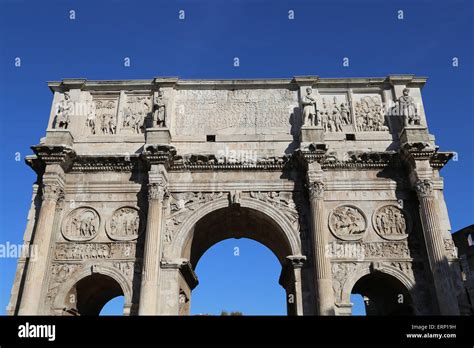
[174,89,298,135]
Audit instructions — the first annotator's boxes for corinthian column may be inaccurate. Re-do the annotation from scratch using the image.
[139,166,167,315]
[18,178,64,315]
[288,255,306,315]
[308,180,335,315]
[415,179,459,315]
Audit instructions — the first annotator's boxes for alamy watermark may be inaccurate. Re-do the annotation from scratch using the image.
[325,241,365,261]
[216,146,258,164]
[0,242,37,260]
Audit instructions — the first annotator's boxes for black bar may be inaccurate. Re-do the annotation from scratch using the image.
[0,316,472,346]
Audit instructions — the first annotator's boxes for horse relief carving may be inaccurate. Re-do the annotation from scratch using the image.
[62,207,100,242]
[329,205,367,241]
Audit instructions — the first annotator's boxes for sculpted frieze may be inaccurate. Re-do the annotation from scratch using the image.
[93,98,118,135]
[174,89,298,135]
[332,262,358,300]
[169,192,225,213]
[122,95,151,133]
[112,261,139,279]
[318,96,352,132]
[46,263,83,306]
[54,242,136,260]
[363,241,411,258]
[354,95,388,132]
[248,191,300,228]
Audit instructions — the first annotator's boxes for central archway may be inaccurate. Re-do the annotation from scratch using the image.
[185,206,294,266]
[191,238,286,315]
[170,199,304,315]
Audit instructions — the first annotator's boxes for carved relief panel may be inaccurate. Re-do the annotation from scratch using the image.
[54,242,136,260]
[106,207,143,241]
[164,192,226,250]
[120,94,151,134]
[329,205,367,241]
[88,95,119,135]
[352,93,388,132]
[174,89,298,136]
[316,93,352,132]
[372,205,411,241]
[61,207,100,242]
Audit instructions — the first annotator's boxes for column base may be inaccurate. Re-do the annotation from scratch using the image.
[145,128,171,144]
[301,126,324,143]
[45,129,74,146]
[399,126,432,144]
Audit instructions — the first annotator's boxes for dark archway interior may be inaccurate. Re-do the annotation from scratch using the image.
[186,206,293,268]
[70,274,124,316]
[351,272,414,315]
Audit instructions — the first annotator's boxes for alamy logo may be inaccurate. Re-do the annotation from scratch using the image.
[18,322,56,341]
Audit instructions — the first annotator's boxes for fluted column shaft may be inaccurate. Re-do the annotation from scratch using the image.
[139,182,166,315]
[309,181,335,315]
[18,181,63,315]
[416,179,459,315]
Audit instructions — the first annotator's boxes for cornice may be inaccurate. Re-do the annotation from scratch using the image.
[141,144,177,168]
[69,155,140,173]
[47,75,429,92]
[169,154,291,171]
[321,151,399,171]
[400,142,453,169]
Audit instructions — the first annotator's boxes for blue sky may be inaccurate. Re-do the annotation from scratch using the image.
[0,0,473,315]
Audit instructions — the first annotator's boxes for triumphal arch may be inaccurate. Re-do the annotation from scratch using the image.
[8,75,467,315]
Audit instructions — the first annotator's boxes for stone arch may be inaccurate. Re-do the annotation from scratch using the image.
[341,264,417,315]
[163,195,304,315]
[52,262,133,316]
[169,196,302,263]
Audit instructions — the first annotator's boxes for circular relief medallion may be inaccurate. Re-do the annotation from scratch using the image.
[106,207,143,241]
[373,205,411,241]
[329,205,367,241]
[62,207,100,242]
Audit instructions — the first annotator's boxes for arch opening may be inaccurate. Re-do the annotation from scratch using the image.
[350,272,414,316]
[178,205,300,315]
[65,273,125,316]
[100,296,125,316]
[190,238,286,315]
[183,206,294,266]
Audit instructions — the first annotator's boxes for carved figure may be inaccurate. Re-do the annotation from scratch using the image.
[86,104,96,134]
[55,92,72,129]
[152,88,166,128]
[397,88,420,126]
[302,87,317,126]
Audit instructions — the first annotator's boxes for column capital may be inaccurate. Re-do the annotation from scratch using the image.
[308,181,325,200]
[287,255,307,269]
[42,183,64,202]
[415,179,434,198]
[148,182,168,202]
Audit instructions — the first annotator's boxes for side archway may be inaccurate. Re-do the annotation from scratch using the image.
[341,264,417,315]
[52,263,133,316]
